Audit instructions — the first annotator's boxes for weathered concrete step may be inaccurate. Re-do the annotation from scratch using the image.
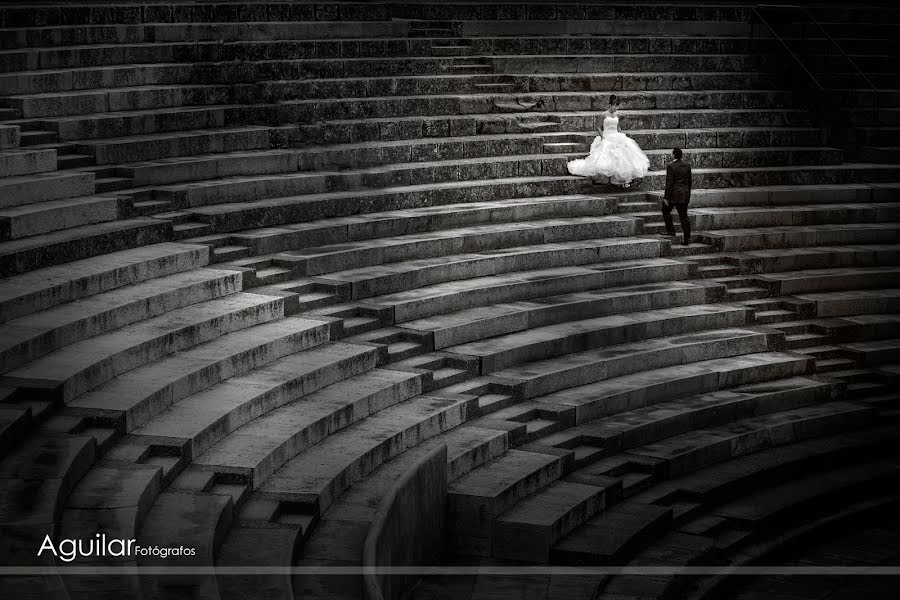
[842,338,900,367]
[401,279,713,349]
[120,148,299,188]
[192,368,423,487]
[730,243,900,275]
[0,193,124,240]
[555,377,832,470]
[484,54,768,79]
[135,491,232,597]
[710,455,900,525]
[1,21,410,51]
[268,215,638,278]
[795,288,900,318]
[256,391,477,515]
[633,422,900,513]
[135,341,381,459]
[282,90,799,123]
[493,480,606,562]
[447,449,563,556]
[304,107,815,145]
[542,351,812,427]
[630,400,876,479]
[0,432,96,540]
[0,169,94,208]
[67,315,333,431]
[1,83,234,119]
[492,327,773,400]
[0,216,171,277]
[0,267,243,375]
[700,223,900,252]
[551,502,673,565]
[0,123,19,149]
[321,237,667,302]
[757,266,900,295]
[447,303,751,375]
[81,125,272,165]
[58,463,163,571]
[40,103,247,141]
[18,129,58,146]
[690,203,900,230]
[0,147,56,177]
[460,19,753,39]
[209,193,617,257]
[4,292,286,403]
[0,242,208,323]
[160,153,579,214]
[185,165,900,236]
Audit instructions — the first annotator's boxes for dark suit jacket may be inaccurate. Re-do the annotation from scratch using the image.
[665,159,692,204]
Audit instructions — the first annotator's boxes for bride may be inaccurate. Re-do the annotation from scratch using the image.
[567,94,650,188]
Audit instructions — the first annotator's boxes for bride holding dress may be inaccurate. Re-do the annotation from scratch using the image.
[567,94,650,188]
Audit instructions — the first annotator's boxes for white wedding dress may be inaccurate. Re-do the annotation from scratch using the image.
[567,114,650,186]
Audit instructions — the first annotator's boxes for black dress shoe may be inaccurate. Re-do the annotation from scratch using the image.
[682,238,691,246]
[660,232,676,237]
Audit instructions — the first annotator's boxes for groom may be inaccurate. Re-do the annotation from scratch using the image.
[661,147,692,245]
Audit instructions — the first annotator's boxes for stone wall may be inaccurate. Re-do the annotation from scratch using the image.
[363,444,448,600]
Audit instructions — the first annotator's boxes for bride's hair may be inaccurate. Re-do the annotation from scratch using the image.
[609,94,621,106]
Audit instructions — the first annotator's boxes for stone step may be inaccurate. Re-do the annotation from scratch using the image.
[184,166,900,236]
[135,491,233,598]
[551,502,673,565]
[282,90,800,124]
[135,341,381,458]
[267,215,638,278]
[446,303,751,375]
[67,316,333,431]
[756,266,900,295]
[842,338,900,366]
[629,400,876,479]
[447,449,563,556]
[700,223,900,252]
[556,377,832,469]
[723,286,770,302]
[18,129,58,146]
[535,351,812,425]
[732,243,900,275]
[690,202,900,231]
[633,422,900,510]
[255,390,476,515]
[0,432,97,556]
[208,194,616,257]
[490,327,772,400]
[753,309,796,325]
[795,288,900,318]
[4,292,286,403]
[401,279,713,349]
[493,480,606,562]
[0,404,31,456]
[0,216,171,277]
[120,148,299,188]
[94,175,132,193]
[192,368,423,487]
[55,151,94,169]
[487,52,765,75]
[320,238,668,302]
[710,455,900,525]
[0,241,208,323]
[0,169,94,208]
[0,147,56,178]
[302,106,816,145]
[0,123,19,149]
[58,463,163,573]
[81,125,272,165]
[2,83,235,119]
[0,267,243,375]
[0,193,124,240]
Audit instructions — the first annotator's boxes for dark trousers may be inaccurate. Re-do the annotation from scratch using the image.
[662,201,690,241]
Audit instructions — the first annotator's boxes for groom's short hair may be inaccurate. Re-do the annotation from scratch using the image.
[673,148,683,159]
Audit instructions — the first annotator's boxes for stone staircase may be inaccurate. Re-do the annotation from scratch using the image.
[0,3,898,600]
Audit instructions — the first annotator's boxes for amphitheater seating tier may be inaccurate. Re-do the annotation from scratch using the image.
[0,3,898,600]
